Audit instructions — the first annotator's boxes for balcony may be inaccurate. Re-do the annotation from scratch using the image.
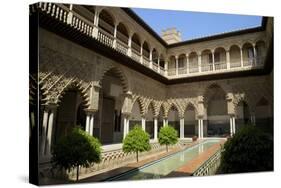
[32,2,268,80]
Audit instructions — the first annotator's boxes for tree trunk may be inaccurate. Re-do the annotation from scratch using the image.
[166,145,168,152]
[76,165,79,181]
[136,151,139,162]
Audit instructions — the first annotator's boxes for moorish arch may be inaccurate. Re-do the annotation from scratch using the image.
[255,97,273,134]
[203,83,230,137]
[129,96,145,130]
[98,66,130,94]
[146,103,156,138]
[98,67,130,144]
[157,104,165,133]
[235,100,251,132]
[54,82,90,144]
[183,102,198,137]
[167,103,180,137]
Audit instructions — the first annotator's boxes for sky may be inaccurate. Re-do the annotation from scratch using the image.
[132,8,262,41]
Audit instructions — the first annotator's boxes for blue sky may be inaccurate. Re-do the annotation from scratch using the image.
[132,8,262,41]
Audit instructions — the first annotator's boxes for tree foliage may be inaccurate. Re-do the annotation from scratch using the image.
[122,125,151,162]
[219,125,273,173]
[158,125,178,152]
[52,127,102,181]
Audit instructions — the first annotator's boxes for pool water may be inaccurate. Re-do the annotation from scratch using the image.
[108,139,221,181]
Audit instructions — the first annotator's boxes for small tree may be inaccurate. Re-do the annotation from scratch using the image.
[122,125,151,162]
[219,125,273,174]
[52,127,102,181]
[158,125,178,152]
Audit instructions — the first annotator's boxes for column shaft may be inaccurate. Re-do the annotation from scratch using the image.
[123,117,127,139]
[89,114,94,136]
[142,117,146,131]
[180,118,184,139]
[175,57,179,75]
[226,50,230,69]
[232,117,236,134]
[240,48,244,67]
[154,118,158,140]
[41,110,49,155]
[46,110,55,156]
[198,119,201,139]
[198,55,202,72]
[85,115,90,133]
[201,119,204,138]
[230,116,233,136]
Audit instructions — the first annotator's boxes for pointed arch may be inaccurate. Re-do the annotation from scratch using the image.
[131,96,145,116]
[55,79,90,108]
[99,66,130,93]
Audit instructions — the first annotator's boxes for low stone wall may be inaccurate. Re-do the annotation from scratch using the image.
[39,140,190,181]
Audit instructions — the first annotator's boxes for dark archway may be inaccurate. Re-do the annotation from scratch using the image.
[167,105,180,137]
[99,68,126,145]
[55,88,87,144]
[236,100,250,132]
[184,104,197,137]
[205,84,229,137]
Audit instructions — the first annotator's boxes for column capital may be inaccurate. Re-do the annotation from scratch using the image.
[44,103,58,111]
[197,95,204,103]
[85,109,97,115]
[122,112,131,117]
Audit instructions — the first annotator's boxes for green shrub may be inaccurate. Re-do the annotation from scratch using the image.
[52,127,102,181]
[122,125,151,162]
[158,125,178,152]
[219,125,273,173]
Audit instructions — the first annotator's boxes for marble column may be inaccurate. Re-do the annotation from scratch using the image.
[154,118,158,140]
[85,114,90,133]
[226,50,230,69]
[141,117,146,131]
[232,117,236,134]
[113,24,118,48]
[40,110,49,156]
[175,56,179,75]
[45,105,57,156]
[180,118,184,139]
[240,48,244,67]
[127,34,132,57]
[212,51,215,70]
[89,114,94,136]
[198,119,201,139]
[123,116,128,139]
[230,116,233,136]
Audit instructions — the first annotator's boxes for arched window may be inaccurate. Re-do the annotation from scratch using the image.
[201,49,213,72]
[131,33,141,62]
[142,41,150,66]
[229,45,241,68]
[98,9,115,35]
[184,104,196,137]
[255,40,266,65]
[242,43,254,66]
[214,47,227,70]
[116,22,129,54]
[116,22,129,44]
[189,52,198,73]
[159,54,165,75]
[168,105,180,137]
[152,49,159,71]
[178,54,187,74]
[168,56,176,76]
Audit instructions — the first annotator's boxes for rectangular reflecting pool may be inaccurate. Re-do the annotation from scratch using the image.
[106,139,221,181]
